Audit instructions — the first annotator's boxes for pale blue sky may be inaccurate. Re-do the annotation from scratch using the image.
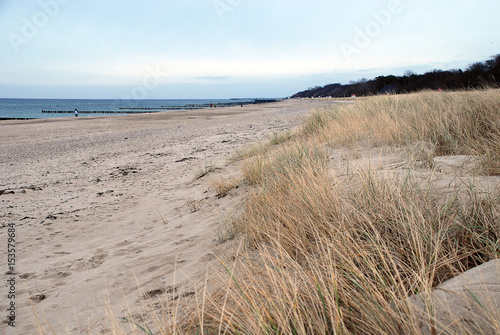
[0,0,498,98]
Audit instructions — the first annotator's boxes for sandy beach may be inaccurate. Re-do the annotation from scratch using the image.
[0,99,339,334]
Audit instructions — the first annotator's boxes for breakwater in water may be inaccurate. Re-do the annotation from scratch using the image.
[41,99,283,115]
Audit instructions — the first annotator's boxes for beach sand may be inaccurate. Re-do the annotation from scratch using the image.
[0,99,339,334]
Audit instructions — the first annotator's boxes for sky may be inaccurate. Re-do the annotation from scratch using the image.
[0,0,499,99]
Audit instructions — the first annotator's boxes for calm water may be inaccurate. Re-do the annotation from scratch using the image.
[0,98,254,119]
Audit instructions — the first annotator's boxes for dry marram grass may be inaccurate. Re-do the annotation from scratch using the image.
[194,89,499,334]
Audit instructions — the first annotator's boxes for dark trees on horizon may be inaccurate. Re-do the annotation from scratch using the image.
[292,54,500,98]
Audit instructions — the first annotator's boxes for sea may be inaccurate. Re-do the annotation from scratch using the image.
[0,98,256,120]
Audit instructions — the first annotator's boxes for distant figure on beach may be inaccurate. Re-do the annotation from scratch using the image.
[74,109,78,117]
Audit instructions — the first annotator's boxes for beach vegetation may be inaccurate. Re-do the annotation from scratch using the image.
[211,178,240,199]
[190,89,499,334]
[230,130,295,163]
[194,163,218,180]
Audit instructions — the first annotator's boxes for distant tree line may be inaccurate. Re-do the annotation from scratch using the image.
[291,54,500,98]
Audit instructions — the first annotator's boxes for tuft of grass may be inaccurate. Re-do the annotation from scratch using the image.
[405,141,436,169]
[214,216,239,244]
[268,130,292,146]
[242,139,328,186]
[230,142,268,163]
[230,129,295,162]
[194,163,217,180]
[212,178,239,198]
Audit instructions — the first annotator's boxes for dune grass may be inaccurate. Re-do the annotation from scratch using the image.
[194,162,218,180]
[189,89,499,334]
[230,130,294,163]
[211,178,240,199]
[302,89,500,174]
[196,153,498,334]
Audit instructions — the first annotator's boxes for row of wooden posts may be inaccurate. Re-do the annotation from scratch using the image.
[42,99,282,114]
[42,107,198,114]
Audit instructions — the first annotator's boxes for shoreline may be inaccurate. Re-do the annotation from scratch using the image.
[0,98,284,122]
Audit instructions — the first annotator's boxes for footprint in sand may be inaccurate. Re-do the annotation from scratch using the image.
[199,253,216,262]
[146,265,160,272]
[141,287,165,299]
[70,251,108,271]
[29,293,47,303]
[139,284,180,301]
[19,272,36,279]
[111,240,145,257]
[114,240,131,248]
[173,291,195,301]
[173,237,197,247]
[40,271,72,280]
